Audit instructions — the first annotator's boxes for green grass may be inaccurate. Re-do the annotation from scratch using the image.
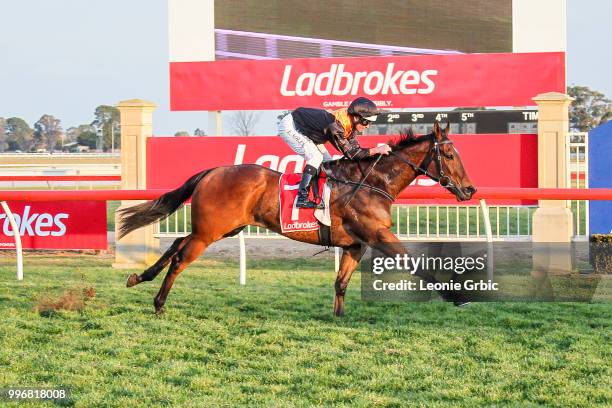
[0,254,610,407]
[107,201,120,232]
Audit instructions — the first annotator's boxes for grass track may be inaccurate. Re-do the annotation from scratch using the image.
[0,254,610,407]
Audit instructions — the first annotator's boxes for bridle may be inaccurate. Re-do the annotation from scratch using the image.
[390,138,456,189]
[328,137,458,206]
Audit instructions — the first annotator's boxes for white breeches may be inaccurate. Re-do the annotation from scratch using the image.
[278,113,333,168]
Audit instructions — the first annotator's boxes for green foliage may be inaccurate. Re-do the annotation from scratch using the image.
[63,124,97,151]
[65,124,92,143]
[590,234,612,243]
[0,117,6,152]
[5,116,34,151]
[589,234,612,274]
[0,254,609,406]
[568,85,612,131]
[33,114,63,152]
[91,105,120,151]
[77,129,98,149]
[174,131,190,137]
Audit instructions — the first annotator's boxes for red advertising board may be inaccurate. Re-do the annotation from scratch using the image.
[147,135,537,204]
[0,201,107,249]
[170,52,564,111]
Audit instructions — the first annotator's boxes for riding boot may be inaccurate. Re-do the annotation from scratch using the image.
[296,165,324,209]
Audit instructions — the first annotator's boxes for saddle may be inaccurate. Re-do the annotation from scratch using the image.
[278,172,332,244]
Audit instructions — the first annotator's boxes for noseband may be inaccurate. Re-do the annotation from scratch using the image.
[389,139,455,189]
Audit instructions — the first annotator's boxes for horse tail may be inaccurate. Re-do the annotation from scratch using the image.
[117,169,213,239]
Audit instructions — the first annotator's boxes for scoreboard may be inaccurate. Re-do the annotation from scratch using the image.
[369,110,538,135]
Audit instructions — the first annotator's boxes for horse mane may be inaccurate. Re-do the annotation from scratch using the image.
[388,128,433,151]
[325,127,434,171]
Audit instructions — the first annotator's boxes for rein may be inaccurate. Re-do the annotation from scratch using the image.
[326,173,394,202]
[390,139,455,188]
[343,154,384,207]
[323,137,456,205]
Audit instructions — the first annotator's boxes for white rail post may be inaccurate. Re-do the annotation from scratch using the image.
[479,199,494,281]
[239,231,246,285]
[335,247,340,272]
[1,201,23,281]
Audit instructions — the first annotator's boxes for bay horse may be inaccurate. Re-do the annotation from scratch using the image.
[119,122,476,315]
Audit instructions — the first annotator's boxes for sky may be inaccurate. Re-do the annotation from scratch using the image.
[0,0,610,137]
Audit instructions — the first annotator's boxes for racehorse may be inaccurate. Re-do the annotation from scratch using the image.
[119,122,476,315]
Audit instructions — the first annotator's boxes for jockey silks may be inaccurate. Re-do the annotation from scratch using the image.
[290,107,368,160]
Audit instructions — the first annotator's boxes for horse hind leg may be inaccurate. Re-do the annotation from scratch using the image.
[126,236,187,287]
[334,244,366,317]
[153,235,209,314]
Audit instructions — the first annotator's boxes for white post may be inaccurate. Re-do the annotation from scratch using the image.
[334,247,340,272]
[1,201,23,281]
[479,199,493,242]
[239,231,246,285]
[479,199,494,281]
[208,111,223,136]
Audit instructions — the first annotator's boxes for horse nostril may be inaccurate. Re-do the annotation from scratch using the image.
[465,186,476,196]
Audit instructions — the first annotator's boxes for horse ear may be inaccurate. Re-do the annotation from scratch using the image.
[433,121,443,141]
[444,120,450,134]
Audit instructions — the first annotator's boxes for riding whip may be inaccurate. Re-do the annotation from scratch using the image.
[344,154,383,207]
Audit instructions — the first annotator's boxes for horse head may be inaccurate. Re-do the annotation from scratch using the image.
[427,121,476,201]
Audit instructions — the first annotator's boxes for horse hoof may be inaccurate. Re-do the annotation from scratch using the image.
[126,273,140,287]
[155,306,165,316]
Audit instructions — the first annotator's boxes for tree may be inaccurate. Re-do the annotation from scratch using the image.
[568,85,612,131]
[91,105,120,151]
[65,126,81,145]
[66,124,97,149]
[229,111,261,136]
[33,114,63,152]
[0,118,7,153]
[174,131,190,137]
[76,126,98,150]
[194,128,206,136]
[5,117,34,152]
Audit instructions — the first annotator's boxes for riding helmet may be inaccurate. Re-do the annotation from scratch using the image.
[347,97,381,121]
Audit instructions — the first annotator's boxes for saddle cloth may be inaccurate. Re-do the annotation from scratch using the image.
[279,173,331,233]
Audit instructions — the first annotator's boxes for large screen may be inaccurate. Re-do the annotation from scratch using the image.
[214,0,512,58]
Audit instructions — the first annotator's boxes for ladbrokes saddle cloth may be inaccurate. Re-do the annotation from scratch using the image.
[278,172,331,233]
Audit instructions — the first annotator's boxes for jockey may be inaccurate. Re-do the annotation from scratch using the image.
[278,96,392,209]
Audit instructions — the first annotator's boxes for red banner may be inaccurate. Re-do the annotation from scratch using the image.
[147,135,537,204]
[0,201,107,249]
[170,52,564,111]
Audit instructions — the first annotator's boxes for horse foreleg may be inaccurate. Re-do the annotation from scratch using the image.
[153,235,208,314]
[370,228,407,257]
[126,236,187,287]
[334,244,366,317]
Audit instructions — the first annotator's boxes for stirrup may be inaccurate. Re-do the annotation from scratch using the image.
[296,197,324,210]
